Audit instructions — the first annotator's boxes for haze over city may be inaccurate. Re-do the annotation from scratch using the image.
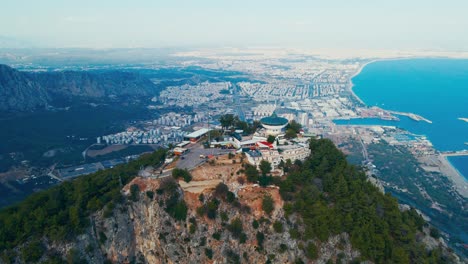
[1,0,468,50]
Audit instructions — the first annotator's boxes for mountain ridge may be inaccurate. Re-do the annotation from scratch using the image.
[0,65,48,112]
[0,64,161,112]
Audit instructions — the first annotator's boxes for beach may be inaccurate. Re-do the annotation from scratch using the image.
[440,154,468,198]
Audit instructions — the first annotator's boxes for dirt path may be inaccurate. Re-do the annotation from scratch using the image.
[179,179,222,193]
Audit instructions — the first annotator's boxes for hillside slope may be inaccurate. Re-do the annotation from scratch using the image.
[31,70,159,100]
[0,140,461,263]
[0,65,48,111]
[0,64,161,112]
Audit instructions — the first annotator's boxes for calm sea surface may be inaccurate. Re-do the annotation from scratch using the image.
[335,59,468,180]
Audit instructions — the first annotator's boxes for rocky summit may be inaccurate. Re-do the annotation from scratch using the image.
[0,140,461,263]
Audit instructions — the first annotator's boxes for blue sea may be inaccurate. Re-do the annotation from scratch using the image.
[336,58,468,180]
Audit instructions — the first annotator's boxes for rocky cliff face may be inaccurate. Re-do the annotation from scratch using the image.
[44,177,360,264]
[0,64,161,112]
[1,153,461,263]
[31,70,159,99]
[28,156,362,264]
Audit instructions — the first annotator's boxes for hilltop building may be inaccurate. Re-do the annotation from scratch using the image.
[260,113,288,136]
[245,140,310,170]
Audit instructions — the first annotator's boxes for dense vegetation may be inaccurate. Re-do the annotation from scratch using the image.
[218,113,261,134]
[368,142,467,254]
[279,138,452,263]
[0,149,166,256]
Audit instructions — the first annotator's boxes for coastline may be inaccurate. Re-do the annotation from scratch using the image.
[347,58,468,198]
[347,57,420,105]
[441,155,468,198]
[347,60,374,105]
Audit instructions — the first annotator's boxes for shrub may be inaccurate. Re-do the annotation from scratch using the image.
[245,164,259,182]
[220,211,229,222]
[103,203,114,218]
[146,191,154,200]
[239,233,247,244]
[214,183,229,197]
[212,232,221,240]
[267,135,276,144]
[196,206,206,217]
[227,218,243,239]
[189,224,196,234]
[200,237,206,247]
[262,195,274,215]
[205,248,213,259]
[171,201,187,221]
[158,176,177,193]
[279,243,288,253]
[252,219,259,229]
[130,184,140,202]
[305,242,318,260]
[225,249,240,264]
[172,168,192,183]
[273,221,283,233]
[226,191,235,203]
[430,227,441,239]
[259,160,272,176]
[289,228,300,239]
[256,231,265,248]
[206,199,219,219]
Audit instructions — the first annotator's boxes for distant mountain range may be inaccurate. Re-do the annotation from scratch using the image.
[0,64,161,112]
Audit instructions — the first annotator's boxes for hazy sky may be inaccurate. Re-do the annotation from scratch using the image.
[1,0,468,50]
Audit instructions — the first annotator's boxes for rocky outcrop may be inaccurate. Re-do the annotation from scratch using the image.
[2,154,462,263]
[35,175,360,264]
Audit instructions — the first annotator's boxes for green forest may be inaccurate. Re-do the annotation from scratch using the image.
[0,149,166,262]
[278,138,453,263]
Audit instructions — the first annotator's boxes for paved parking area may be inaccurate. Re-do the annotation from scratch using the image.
[176,143,234,170]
